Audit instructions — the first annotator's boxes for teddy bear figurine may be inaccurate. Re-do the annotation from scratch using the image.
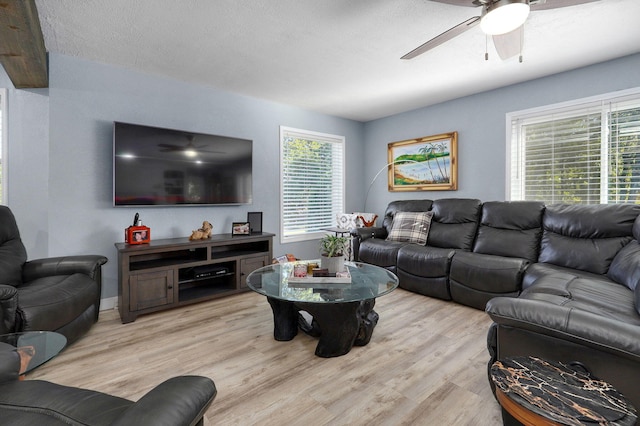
[189,221,213,240]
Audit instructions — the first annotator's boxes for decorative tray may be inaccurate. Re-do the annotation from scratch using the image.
[287,268,351,286]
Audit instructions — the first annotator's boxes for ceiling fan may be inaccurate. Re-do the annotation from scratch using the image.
[158,135,222,157]
[402,0,601,61]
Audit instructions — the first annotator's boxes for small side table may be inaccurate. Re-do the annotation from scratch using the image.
[323,227,353,260]
[0,331,67,376]
[491,356,637,426]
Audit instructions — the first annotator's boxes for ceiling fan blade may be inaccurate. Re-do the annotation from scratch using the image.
[529,0,601,11]
[158,144,180,149]
[492,26,522,60]
[401,16,480,60]
[427,0,480,6]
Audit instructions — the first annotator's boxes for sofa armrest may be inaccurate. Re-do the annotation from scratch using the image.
[111,376,217,426]
[0,285,18,335]
[350,227,387,261]
[22,255,108,282]
[486,297,640,361]
[351,226,387,241]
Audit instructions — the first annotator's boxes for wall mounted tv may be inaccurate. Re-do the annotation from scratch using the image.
[113,122,253,206]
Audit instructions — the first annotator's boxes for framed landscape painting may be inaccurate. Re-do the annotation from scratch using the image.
[387,132,458,191]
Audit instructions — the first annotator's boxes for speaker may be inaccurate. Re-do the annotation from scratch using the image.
[247,212,263,234]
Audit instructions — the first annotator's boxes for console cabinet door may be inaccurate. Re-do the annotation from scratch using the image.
[239,256,269,288]
[130,270,175,310]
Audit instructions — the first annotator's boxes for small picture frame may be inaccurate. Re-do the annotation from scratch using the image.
[126,225,151,244]
[232,222,250,236]
[247,211,263,234]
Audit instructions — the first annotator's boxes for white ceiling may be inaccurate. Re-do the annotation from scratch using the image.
[35,0,640,122]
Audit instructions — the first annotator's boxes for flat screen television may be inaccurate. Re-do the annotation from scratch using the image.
[113,122,253,206]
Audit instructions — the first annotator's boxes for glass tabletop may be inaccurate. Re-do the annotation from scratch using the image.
[246,261,399,303]
[0,331,67,374]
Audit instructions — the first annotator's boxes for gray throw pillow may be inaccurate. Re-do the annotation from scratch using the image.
[386,211,433,245]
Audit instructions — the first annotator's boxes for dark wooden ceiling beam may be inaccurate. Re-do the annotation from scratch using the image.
[0,0,48,88]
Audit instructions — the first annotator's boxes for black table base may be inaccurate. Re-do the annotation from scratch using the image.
[266,297,379,357]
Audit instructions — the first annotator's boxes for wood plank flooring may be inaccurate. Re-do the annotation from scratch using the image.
[29,289,503,425]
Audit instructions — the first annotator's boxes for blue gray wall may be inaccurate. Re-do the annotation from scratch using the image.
[2,51,639,306]
[362,53,640,217]
[4,53,365,303]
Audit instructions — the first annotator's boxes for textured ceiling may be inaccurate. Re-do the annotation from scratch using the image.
[35,0,640,122]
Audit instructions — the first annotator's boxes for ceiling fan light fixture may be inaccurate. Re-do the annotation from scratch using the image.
[480,0,530,35]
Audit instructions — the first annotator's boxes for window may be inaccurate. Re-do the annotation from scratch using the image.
[280,126,345,243]
[509,89,640,204]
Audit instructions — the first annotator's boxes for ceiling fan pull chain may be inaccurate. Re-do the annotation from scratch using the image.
[519,24,524,63]
[485,35,489,61]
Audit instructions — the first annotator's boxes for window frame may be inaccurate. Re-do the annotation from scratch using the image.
[279,126,345,244]
[506,87,640,203]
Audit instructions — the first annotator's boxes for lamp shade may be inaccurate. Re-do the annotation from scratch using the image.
[480,0,530,35]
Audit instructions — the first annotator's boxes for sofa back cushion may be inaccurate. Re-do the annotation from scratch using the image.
[608,240,640,291]
[427,198,481,250]
[0,207,27,287]
[382,200,434,235]
[473,201,544,262]
[539,203,640,275]
[608,216,640,296]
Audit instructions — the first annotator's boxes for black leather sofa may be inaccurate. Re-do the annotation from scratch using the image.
[0,341,216,425]
[0,206,107,344]
[352,198,548,309]
[352,198,640,413]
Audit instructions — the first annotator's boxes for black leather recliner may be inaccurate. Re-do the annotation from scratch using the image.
[0,342,217,425]
[0,206,107,344]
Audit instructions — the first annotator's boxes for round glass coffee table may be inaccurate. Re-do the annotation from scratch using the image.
[0,331,67,375]
[246,261,398,357]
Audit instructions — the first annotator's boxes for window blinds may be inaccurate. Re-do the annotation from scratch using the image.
[280,127,345,242]
[510,91,640,205]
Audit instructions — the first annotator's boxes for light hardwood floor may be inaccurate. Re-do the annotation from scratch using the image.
[30,289,503,425]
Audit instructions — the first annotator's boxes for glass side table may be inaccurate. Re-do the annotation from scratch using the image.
[0,331,67,375]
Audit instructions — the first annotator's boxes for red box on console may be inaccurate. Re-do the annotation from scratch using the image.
[125,225,151,244]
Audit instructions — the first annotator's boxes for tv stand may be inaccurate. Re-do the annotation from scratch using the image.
[115,233,274,323]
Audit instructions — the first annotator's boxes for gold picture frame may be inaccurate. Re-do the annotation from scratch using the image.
[387,132,458,191]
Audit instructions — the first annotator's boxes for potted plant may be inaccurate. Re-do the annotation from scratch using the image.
[319,234,348,274]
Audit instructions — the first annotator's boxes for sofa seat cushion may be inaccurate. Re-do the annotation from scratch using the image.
[358,239,407,269]
[397,245,454,277]
[450,251,529,294]
[521,272,640,325]
[523,262,608,290]
[17,274,99,332]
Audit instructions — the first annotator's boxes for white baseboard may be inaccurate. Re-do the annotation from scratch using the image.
[99,296,118,311]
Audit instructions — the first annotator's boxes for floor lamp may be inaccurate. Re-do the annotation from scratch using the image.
[363,159,418,213]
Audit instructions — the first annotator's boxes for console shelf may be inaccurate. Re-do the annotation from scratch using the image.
[115,233,273,323]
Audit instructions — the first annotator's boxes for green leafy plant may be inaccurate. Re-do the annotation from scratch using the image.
[319,234,348,258]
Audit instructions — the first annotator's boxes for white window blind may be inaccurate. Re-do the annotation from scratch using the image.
[509,90,640,204]
[280,126,345,243]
